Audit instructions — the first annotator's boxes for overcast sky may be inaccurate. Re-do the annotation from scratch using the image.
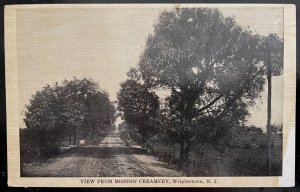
[16,6,284,129]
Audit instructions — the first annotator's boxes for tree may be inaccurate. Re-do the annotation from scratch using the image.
[137,8,266,162]
[24,83,76,155]
[24,78,115,156]
[118,69,160,146]
[261,34,283,175]
[84,92,116,138]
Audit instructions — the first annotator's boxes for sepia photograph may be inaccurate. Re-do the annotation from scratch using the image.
[5,4,295,187]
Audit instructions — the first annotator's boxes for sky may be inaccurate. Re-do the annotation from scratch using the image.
[16,6,284,130]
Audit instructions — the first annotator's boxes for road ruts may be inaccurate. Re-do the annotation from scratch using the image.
[22,132,182,177]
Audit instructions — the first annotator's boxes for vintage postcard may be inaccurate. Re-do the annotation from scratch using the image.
[5,4,295,187]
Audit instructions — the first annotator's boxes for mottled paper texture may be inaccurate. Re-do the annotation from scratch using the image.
[5,4,295,187]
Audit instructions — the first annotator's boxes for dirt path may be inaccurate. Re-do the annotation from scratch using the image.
[22,133,182,177]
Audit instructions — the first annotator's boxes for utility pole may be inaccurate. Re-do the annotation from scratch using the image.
[266,52,272,176]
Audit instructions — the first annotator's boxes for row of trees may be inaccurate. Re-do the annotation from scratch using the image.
[117,8,283,170]
[22,78,116,158]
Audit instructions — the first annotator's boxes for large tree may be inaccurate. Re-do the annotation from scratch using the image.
[137,8,266,161]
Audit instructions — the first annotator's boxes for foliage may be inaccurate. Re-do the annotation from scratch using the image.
[118,76,160,145]
[115,8,283,164]
[133,8,273,160]
[270,123,283,133]
[246,125,263,134]
[261,34,284,76]
[23,77,115,158]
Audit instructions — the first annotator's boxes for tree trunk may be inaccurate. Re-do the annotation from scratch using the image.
[91,122,95,139]
[73,127,77,145]
[69,135,72,145]
[179,137,190,168]
[179,115,192,168]
[58,135,62,147]
[266,60,272,176]
[39,129,47,155]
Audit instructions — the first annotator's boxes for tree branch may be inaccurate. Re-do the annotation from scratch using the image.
[196,94,223,114]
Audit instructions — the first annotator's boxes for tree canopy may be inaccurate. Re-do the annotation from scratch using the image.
[118,8,283,161]
[138,8,266,140]
[118,70,160,144]
[261,34,283,76]
[24,78,116,154]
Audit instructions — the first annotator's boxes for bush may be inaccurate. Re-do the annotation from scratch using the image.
[20,128,61,163]
[20,129,40,163]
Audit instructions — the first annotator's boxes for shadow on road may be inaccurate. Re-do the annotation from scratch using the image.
[60,134,147,158]
[21,134,183,177]
[67,146,147,158]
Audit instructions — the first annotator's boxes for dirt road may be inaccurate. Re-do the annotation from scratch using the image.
[22,133,182,177]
